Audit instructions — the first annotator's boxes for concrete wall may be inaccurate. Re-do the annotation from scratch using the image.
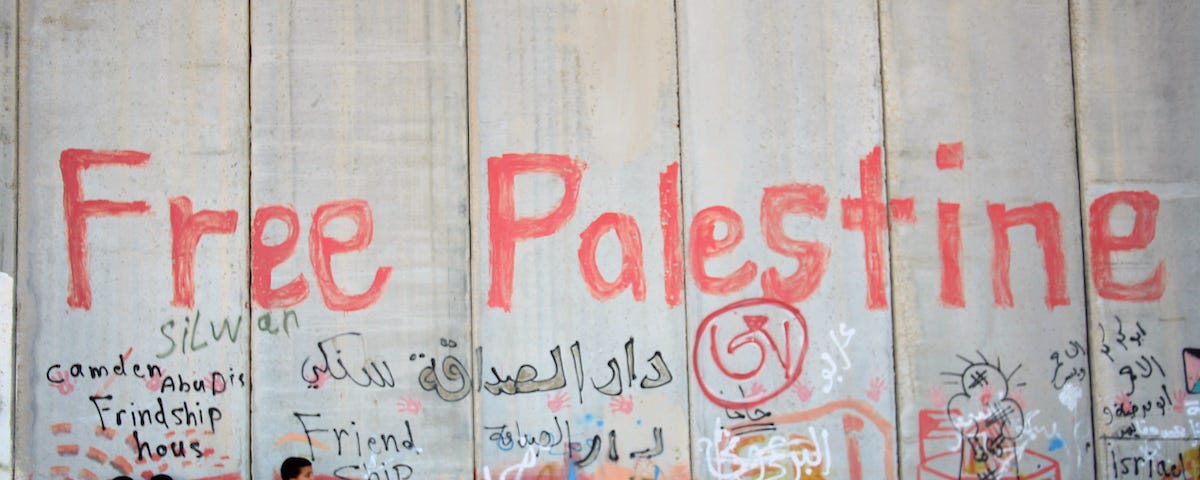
[882,3,1090,479]
[1073,2,1200,478]
[7,1,1198,479]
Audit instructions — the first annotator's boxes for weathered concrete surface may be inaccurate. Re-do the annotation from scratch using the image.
[676,1,897,478]
[0,1,13,476]
[468,1,688,478]
[0,0,12,277]
[250,1,471,478]
[15,2,249,478]
[0,272,10,480]
[3,3,1200,480]
[880,2,1093,479]
[1072,2,1200,478]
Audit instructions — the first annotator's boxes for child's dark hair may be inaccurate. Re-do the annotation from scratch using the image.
[281,456,313,480]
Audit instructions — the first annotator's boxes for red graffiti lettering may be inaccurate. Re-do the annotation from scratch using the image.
[689,206,756,295]
[659,162,683,307]
[487,154,586,311]
[250,205,308,309]
[842,147,911,310]
[1088,190,1164,301]
[60,145,1174,314]
[577,213,646,301]
[61,149,152,310]
[693,298,808,409]
[936,142,964,170]
[938,201,964,308]
[309,200,392,311]
[759,183,829,303]
[170,197,237,308]
[987,202,1069,309]
[842,414,865,480]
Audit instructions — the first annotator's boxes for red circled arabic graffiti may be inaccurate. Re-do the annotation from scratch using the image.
[693,298,809,409]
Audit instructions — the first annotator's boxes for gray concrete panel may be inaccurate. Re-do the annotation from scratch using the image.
[881,1,1093,478]
[468,1,689,477]
[249,1,471,478]
[1073,2,1200,478]
[16,2,250,478]
[677,1,898,478]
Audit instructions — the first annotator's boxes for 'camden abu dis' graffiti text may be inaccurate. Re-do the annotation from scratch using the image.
[58,146,1166,314]
[44,353,239,462]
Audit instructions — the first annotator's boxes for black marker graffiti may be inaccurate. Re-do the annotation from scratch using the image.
[301,332,396,388]
[943,352,1026,480]
[483,416,665,469]
[416,337,673,402]
[292,411,419,480]
[1049,340,1088,390]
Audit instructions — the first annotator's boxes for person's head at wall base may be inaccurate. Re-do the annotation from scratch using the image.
[149,475,173,480]
[281,456,314,480]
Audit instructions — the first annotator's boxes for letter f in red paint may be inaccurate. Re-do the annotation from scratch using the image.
[61,149,152,310]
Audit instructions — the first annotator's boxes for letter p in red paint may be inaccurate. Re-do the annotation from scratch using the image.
[487,154,586,311]
[61,149,152,310]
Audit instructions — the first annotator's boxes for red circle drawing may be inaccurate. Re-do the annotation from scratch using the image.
[692,298,809,409]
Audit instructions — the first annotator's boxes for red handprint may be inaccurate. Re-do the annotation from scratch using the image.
[145,370,166,391]
[48,371,74,396]
[866,377,887,402]
[790,381,814,402]
[748,382,767,397]
[547,391,571,413]
[609,395,633,415]
[203,375,226,395]
[396,395,422,416]
[1011,389,1027,410]
[928,386,947,409]
[308,368,331,389]
[1116,392,1133,414]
